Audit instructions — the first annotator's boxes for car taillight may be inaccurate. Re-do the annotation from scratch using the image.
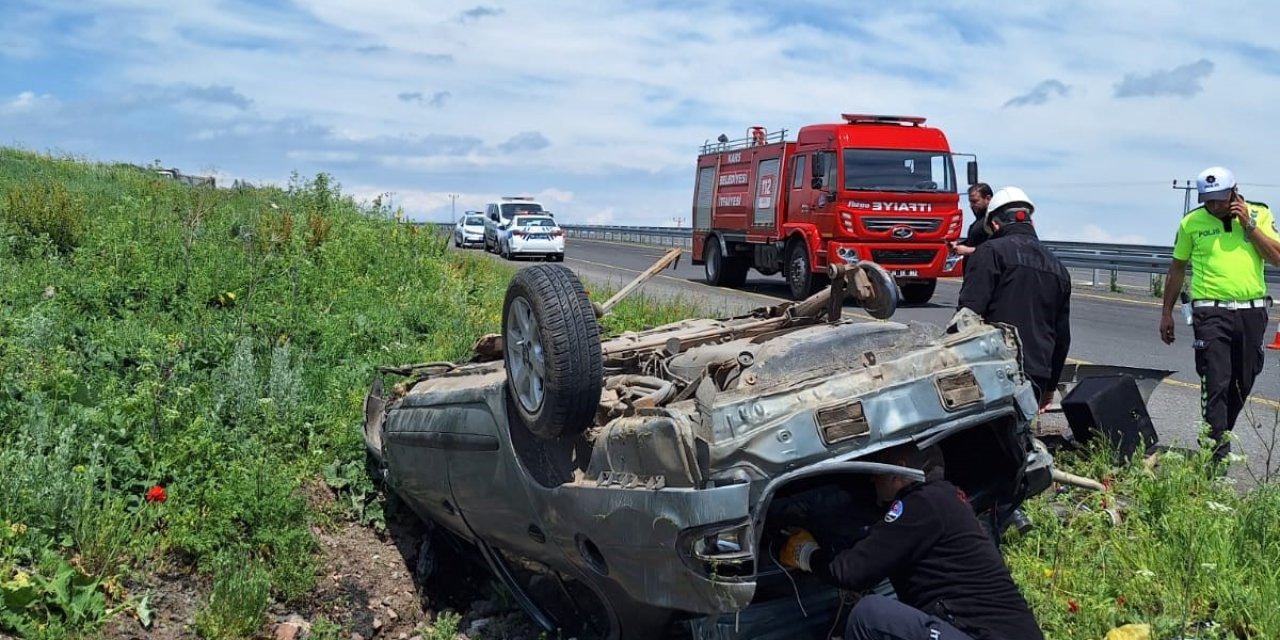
[512,230,524,237]
[551,229,564,237]
[678,520,755,580]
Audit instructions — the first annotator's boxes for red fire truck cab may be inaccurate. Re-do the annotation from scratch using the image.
[690,114,977,304]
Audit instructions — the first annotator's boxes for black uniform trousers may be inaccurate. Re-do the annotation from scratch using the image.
[845,595,976,640]
[1191,305,1269,460]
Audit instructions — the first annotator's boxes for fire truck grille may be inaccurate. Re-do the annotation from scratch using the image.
[870,249,938,265]
[862,217,942,233]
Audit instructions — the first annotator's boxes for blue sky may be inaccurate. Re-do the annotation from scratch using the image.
[3,1,1280,244]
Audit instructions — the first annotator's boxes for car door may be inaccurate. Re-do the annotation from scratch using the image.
[381,404,473,538]
[446,407,549,560]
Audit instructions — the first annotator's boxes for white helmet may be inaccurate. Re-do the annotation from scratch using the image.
[984,186,1035,232]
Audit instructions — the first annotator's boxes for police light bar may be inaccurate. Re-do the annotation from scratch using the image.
[841,114,926,126]
[501,196,536,201]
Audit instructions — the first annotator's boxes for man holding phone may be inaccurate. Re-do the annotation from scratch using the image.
[1160,167,1280,467]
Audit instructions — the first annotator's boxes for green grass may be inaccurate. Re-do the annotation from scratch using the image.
[2,148,1277,639]
[0,148,701,638]
[1005,440,1280,639]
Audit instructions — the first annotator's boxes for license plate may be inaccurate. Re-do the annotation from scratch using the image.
[891,269,919,277]
[528,234,549,240]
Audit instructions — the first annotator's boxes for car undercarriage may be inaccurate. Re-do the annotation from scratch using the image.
[362,254,1075,639]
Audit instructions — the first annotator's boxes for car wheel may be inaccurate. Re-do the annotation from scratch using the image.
[553,253,565,262]
[900,279,937,305]
[854,261,901,320]
[502,264,602,439]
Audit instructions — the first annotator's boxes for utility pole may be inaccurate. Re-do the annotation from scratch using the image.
[1172,179,1195,216]
[448,193,460,223]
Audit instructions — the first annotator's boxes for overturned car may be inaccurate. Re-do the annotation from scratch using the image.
[362,259,1054,639]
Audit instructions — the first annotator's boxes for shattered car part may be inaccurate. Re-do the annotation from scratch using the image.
[363,257,1057,640]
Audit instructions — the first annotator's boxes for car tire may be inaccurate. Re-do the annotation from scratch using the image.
[704,239,748,288]
[502,264,602,440]
[552,253,565,262]
[900,279,937,306]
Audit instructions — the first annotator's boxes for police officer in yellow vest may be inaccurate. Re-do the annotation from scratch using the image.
[1160,167,1280,466]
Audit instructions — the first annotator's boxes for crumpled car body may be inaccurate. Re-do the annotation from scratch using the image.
[363,294,1053,639]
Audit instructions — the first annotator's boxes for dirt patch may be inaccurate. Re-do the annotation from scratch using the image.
[91,480,541,640]
[98,561,205,640]
[273,481,542,640]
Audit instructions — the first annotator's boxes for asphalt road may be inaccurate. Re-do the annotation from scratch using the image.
[459,238,1280,484]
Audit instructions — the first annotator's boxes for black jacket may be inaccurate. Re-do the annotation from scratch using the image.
[961,216,990,276]
[810,481,1044,640]
[957,224,1072,388]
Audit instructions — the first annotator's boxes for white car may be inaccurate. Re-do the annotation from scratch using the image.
[454,212,485,248]
[499,214,565,261]
[484,196,547,253]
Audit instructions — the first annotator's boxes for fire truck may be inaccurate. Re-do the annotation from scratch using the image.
[690,114,978,304]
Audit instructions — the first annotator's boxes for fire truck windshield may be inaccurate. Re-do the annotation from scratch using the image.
[842,149,956,194]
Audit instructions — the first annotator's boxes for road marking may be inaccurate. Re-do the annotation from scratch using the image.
[575,241,1218,315]
[936,268,1280,321]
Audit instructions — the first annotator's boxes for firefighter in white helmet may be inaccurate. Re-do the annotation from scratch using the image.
[958,187,1073,412]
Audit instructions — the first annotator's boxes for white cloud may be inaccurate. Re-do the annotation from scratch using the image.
[3,0,1280,239]
[1057,223,1151,246]
[2,91,59,114]
[585,209,616,226]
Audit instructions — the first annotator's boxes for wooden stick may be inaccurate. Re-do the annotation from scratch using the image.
[596,247,683,317]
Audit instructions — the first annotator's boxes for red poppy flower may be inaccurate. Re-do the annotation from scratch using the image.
[1116,595,1126,607]
[1067,599,1079,614]
[145,485,167,503]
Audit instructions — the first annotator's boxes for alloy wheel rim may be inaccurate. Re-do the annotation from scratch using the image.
[506,296,546,413]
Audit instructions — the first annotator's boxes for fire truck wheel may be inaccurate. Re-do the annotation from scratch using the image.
[900,279,937,305]
[704,240,748,287]
[785,240,827,300]
[502,264,603,440]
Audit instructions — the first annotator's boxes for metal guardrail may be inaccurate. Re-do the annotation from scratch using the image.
[424,222,1280,284]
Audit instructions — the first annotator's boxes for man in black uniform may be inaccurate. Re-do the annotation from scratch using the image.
[957,186,1072,412]
[777,444,1044,640]
[949,183,994,276]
